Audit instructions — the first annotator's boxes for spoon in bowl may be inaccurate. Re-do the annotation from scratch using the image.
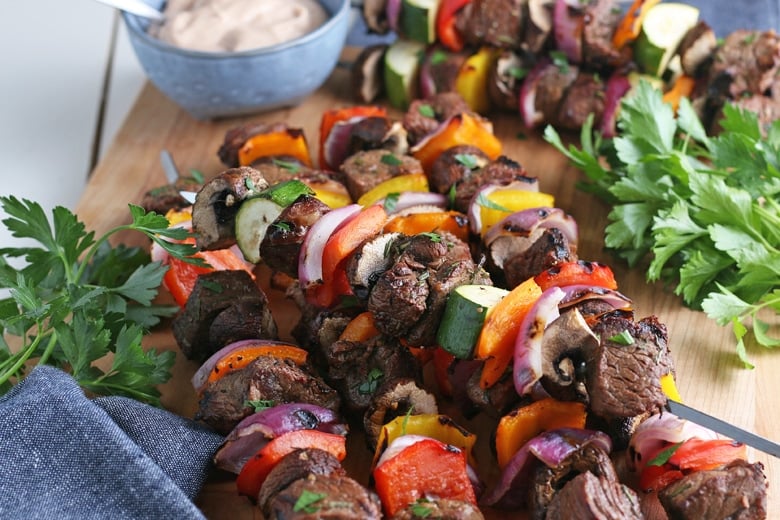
[92,0,165,22]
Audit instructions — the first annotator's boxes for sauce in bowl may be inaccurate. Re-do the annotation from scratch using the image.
[149,0,329,52]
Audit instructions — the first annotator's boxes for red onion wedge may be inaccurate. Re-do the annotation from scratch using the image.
[628,412,718,473]
[191,339,304,392]
[483,428,612,508]
[600,73,632,138]
[214,403,348,474]
[298,203,362,287]
[558,284,633,311]
[483,207,578,247]
[386,0,402,33]
[322,117,368,172]
[374,191,448,213]
[518,57,551,128]
[467,180,541,235]
[553,0,584,63]
[513,286,566,396]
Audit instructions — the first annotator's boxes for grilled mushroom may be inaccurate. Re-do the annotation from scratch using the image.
[363,0,390,34]
[353,44,388,104]
[525,0,555,53]
[539,309,598,402]
[191,166,268,250]
[363,378,438,449]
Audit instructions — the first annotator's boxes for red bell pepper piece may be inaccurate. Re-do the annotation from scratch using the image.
[163,247,253,307]
[236,429,347,499]
[668,438,747,472]
[533,260,618,292]
[436,0,472,51]
[373,437,477,517]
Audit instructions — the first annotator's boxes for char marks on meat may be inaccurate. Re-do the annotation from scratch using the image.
[141,174,203,215]
[533,61,580,127]
[196,356,341,435]
[658,459,768,520]
[267,473,382,519]
[581,0,624,68]
[502,227,577,288]
[587,313,672,420]
[453,155,534,213]
[545,471,643,520]
[428,145,490,196]
[458,0,526,50]
[172,270,277,363]
[392,498,486,519]
[708,30,780,99]
[258,448,346,516]
[530,443,619,519]
[338,149,424,200]
[218,122,289,167]
[403,92,472,145]
[260,195,330,277]
[555,72,606,130]
[369,232,491,346]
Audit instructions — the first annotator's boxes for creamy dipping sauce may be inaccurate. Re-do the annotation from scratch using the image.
[149,0,329,52]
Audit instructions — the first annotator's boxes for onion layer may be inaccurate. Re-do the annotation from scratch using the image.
[628,412,718,473]
[553,0,584,63]
[298,203,362,287]
[483,206,578,247]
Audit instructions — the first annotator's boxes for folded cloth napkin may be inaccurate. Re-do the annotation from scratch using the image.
[0,365,223,520]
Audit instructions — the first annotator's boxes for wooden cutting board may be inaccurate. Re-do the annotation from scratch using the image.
[78,64,779,518]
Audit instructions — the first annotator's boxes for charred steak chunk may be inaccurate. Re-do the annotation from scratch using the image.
[658,459,768,520]
[258,448,346,516]
[217,122,289,168]
[391,498,485,519]
[581,0,623,68]
[458,0,526,50]
[140,173,203,215]
[502,227,578,289]
[266,473,382,520]
[260,195,331,278]
[428,145,491,195]
[453,155,535,213]
[530,443,619,519]
[172,270,277,363]
[708,30,780,99]
[544,471,642,520]
[554,72,606,130]
[196,356,341,435]
[533,61,580,128]
[338,149,424,200]
[403,92,472,145]
[587,314,672,420]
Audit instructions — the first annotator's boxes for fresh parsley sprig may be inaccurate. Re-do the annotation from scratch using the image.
[0,197,202,404]
[544,81,780,366]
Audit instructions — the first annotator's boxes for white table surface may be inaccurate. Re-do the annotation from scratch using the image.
[0,0,145,252]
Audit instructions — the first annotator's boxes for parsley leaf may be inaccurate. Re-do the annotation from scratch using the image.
[545,81,780,366]
[293,490,327,513]
[648,442,684,466]
[0,197,201,404]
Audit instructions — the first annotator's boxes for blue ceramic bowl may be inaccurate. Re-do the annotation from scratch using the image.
[123,0,351,120]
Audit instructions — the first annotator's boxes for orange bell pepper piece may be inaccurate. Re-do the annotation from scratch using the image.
[237,127,312,167]
[206,344,308,385]
[475,277,542,388]
[612,0,662,50]
[311,204,388,308]
[533,260,618,292]
[373,437,477,517]
[662,74,696,112]
[495,398,587,468]
[338,311,380,342]
[236,429,347,499]
[412,112,502,173]
[383,210,470,242]
[319,105,388,170]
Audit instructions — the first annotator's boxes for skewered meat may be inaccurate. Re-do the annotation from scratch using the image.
[458,0,526,50]
[580,0,624,68]
[338,149,424,200]
[428,145,491,195]
[266,473,382,519]
[403,92,472,145]
[172,270,277,363]
[218,122,288,167]
[453,156,535,213]
[555,72,606,130]
[196,356,341,435]
[392,498,485,519]
[544,471,643,520]
[707,30,780,99]
[502,227,578,288]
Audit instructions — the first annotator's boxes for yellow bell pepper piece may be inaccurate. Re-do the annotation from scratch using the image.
[456,47,498,114]
[661,372,683,403]
[480,189,555,235]
[357,173,429,207]
[371,413,478,469]
[303,178,353,209]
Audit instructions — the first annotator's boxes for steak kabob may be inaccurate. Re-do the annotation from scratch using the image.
[146,92,768,519]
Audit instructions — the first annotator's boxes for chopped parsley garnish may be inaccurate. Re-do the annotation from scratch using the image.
[418,104,436,118]
[293,490,327,513]
[383,192,400,213]
[455,153,479,170]
[271,157,302,173]
[476,192,511,212]
[245,399,275,412]
[358,367,384,395]
[549,51,570,74]
[410,498,433,518]
[647,441,684,466]
[189,168,205,184]
[608,330,635,345]
[381,153,403,166]
[508,66,528,80]
[420,231,442,243]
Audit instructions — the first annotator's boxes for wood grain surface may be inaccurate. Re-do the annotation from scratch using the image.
[77,64,778,518]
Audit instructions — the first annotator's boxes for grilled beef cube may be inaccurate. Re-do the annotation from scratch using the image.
[267,473,382,519]
[581,0,623,68]
[453,156,535,213]
[349,116,408,156]
[530,444,618,519]
[260,195,330,277]
[708,30,780,100]
[554,72,606,130]
[323,335,422,414]
[403,92,472,145]
[545,471,642,520]
[392,498,485,519]
[457,0,526,50]
[587,314,672,420]
[258,448,346,516]
[502,227,577,288]
[291,307,358,371]
[423,46,470,97]
[196,356,341,434]
[172,270,277,363]
[533,61,580,125]
[217,122,287,167]
[428,145,491,195]
[368,232,491,346]
[466,367,521,418]
[141,174,202,215]
[658,460,768,520]
[338,149,424,200]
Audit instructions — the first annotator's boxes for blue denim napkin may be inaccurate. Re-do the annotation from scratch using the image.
[0,366,223,520]
[685,0,779,36]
